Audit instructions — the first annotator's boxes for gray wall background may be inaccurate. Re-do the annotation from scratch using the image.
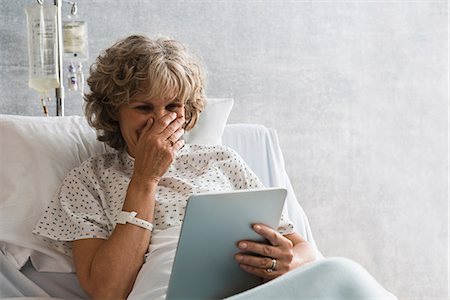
[0,1,448,299]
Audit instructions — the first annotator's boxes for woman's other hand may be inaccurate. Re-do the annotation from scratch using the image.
[235,224,317,280]
[132,112,185,184]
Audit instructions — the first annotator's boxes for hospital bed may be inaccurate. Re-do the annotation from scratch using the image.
[0,99,321,299]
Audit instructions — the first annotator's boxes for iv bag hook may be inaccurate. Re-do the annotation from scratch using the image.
[36,0,78,15]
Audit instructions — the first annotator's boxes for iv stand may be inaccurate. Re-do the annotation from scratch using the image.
[55,0,64,116]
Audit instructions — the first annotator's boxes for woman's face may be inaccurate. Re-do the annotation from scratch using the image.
[117,94,185,157]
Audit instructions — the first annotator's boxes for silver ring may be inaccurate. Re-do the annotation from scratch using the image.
[270,258,277,270]
[266,268,274,273]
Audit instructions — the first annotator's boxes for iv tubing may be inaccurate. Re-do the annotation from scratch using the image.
[40,97,49,116]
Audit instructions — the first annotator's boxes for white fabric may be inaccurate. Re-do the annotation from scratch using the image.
[0,116,103,272]
[225,257,397,300]
[0,98,234,272]
[128,226,181,300]
[183,98,234,145]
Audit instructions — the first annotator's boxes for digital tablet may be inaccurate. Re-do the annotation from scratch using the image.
[166,187,287,300]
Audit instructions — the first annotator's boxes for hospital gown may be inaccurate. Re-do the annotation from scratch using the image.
[32,144,294,265]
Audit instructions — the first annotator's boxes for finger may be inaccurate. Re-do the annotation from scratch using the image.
[161,116,185,139]
[172,138,185,152]
[237,241,283,260]
[235,253,274,270]
[168,127,184,143]
[141,118,154,136]
[239,263,279,279]
[150,112,178,134]
[252,224,292,248]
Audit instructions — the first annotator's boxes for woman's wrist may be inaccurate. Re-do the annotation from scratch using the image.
[130,173,161,189]
[122,175,158,220]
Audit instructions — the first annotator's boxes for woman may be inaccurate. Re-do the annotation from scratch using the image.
[33,35,317,299]
[33,35,396,300]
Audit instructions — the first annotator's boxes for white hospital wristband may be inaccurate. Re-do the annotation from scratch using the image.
[117,211,154,232]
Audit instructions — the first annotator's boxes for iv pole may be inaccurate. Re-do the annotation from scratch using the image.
[55,0,64,116]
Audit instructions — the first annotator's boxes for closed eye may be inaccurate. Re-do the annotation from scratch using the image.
[166,104,182,111]
[134,105,153,112]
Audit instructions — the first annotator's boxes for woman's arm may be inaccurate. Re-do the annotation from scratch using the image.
[73,113,185,299]
[73,179,156,299]
[235,224,318,280]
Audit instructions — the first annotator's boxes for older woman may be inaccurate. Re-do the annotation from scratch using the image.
[33,35,397,300]
[33,35,317,299]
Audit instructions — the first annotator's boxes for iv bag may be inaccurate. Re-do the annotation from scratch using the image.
[25,4,59,95]
[63,20,88,60]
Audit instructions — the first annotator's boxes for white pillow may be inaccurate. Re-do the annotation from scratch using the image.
[0,98,233,272]
[0,116,105,272]
[184,98,234,145]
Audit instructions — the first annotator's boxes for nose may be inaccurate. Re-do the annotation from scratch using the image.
[145,108,172,126]
[153,107,167,120]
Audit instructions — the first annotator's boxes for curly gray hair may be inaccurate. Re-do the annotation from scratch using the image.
[84,34,206,150]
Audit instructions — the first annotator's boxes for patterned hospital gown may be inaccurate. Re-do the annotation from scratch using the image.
[32,144,294,256]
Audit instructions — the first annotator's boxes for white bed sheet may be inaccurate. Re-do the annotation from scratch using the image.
[0,123,320,299]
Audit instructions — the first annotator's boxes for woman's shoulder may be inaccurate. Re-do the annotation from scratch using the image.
[77,150,121,168]
[66,150,126,179]
[180,144,245,166]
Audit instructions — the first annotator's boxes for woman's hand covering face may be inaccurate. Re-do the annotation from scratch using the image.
[131,112,185,184]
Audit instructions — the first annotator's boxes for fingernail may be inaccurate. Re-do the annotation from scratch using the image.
[236,254,243,261]
[254,225,261,231]
[239,242,247,249]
